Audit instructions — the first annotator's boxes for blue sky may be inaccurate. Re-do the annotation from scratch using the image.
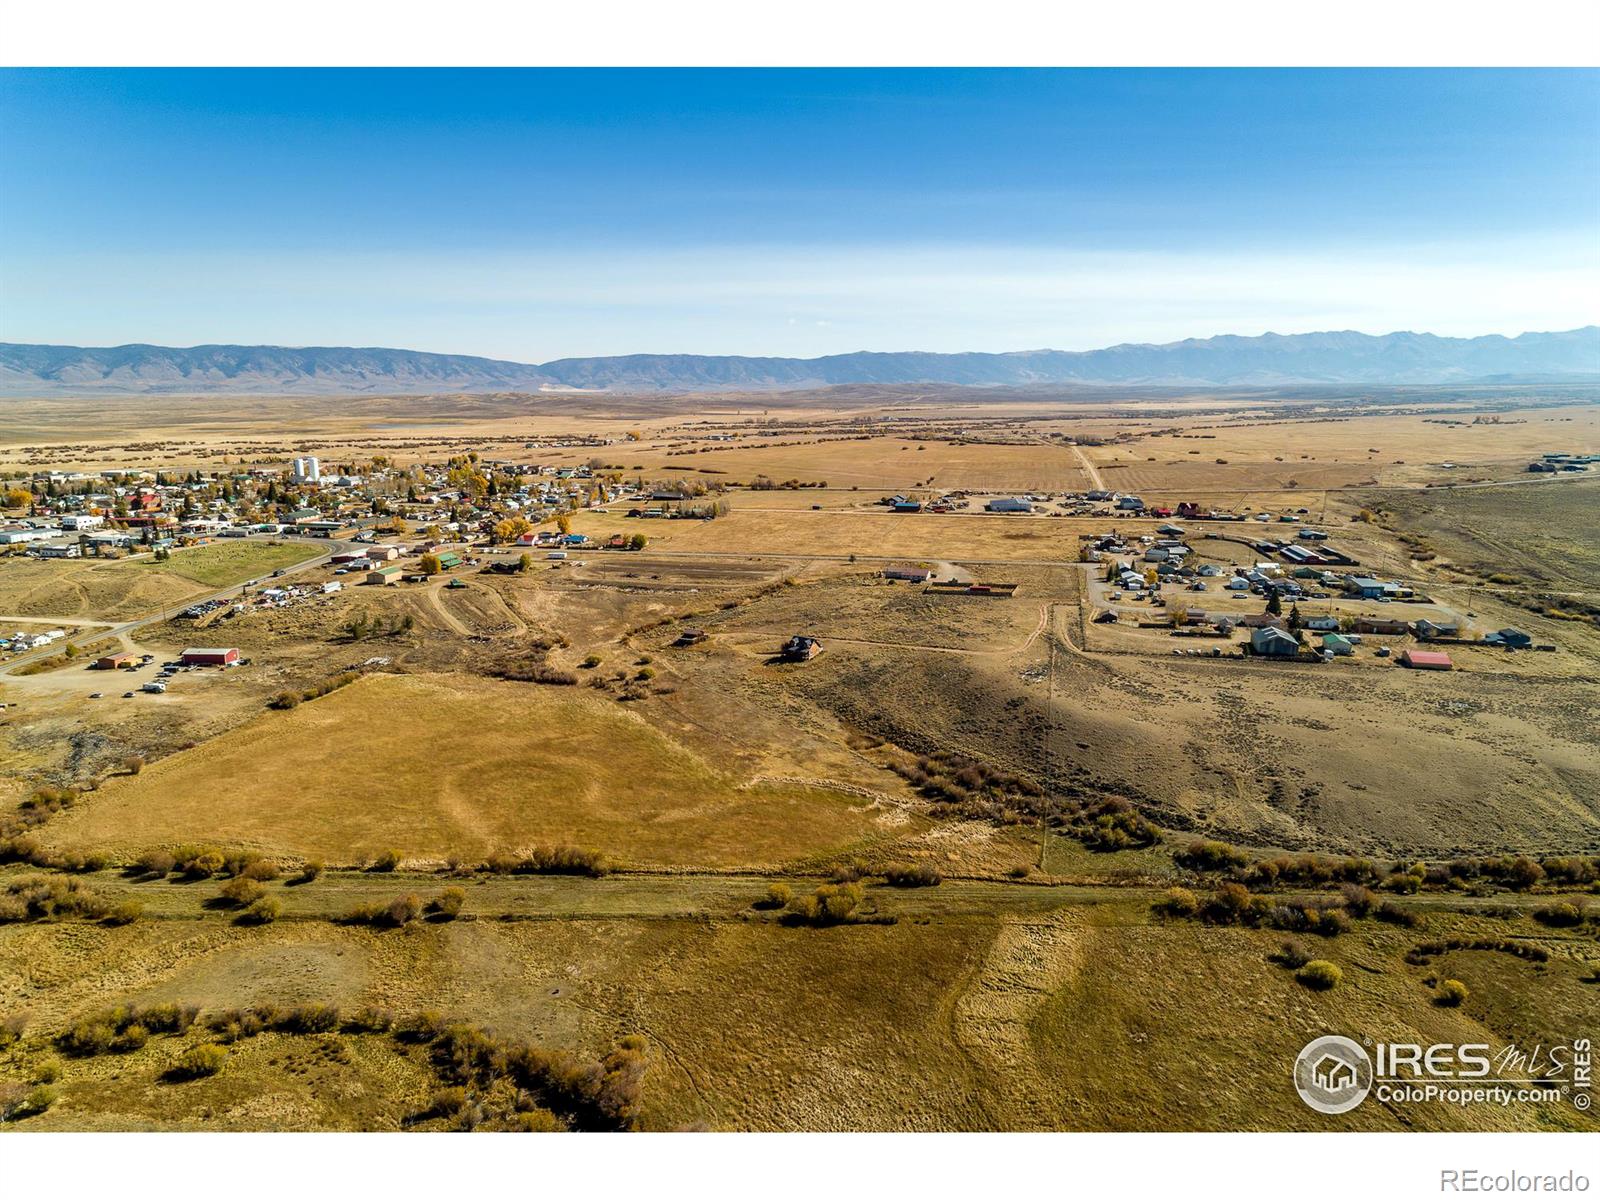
[1,68,1596,359]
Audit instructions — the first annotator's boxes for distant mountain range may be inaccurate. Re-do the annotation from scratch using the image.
[2,327,1596,395]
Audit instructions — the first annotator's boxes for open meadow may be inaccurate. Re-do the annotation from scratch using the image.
[2,385,1597,1132]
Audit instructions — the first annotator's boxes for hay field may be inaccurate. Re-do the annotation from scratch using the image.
[568,508,1092,563]
[551,436,1093,492]
[39,672,892,868]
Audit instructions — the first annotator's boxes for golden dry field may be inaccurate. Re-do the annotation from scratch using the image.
[3,386,1597,1132]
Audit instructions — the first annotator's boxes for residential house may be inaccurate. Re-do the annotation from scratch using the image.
[1354,617,1409,635]
[1411,619,1460,640]
[1483,627,1532,649]
[1320,633,1355,656]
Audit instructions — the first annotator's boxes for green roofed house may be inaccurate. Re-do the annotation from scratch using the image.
[1320,633,1354,656]
[434,551,463,571]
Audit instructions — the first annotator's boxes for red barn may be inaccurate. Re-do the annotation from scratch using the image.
[1398,649,1452,671]
[180,647,240,666]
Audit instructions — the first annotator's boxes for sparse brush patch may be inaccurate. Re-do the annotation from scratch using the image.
[1374,900,1419,928]
[753,883,792,910]
[217,877,265,908]
[426,888,466,919]
[1532,901,1590,928]
[1,1084,57,1120]
[1155,887,1199,918]
[1,875,121,924]
[1273,938,1311,969]
[889,750,1048,826]
[829,859,868,883]
[881,862,942,887]
[1075,799,1161,851]
[169,1043,228,1080]
[1436,979,1469,1007]
[103,899,143,926]
[136,848,176,877]
[240,896,280,924]
[342,894,423,927]
[1296,960,1342,991]
[370,849,402,872]
[293,860,324,885]
[170,845,227,879]
[785,882,877,926]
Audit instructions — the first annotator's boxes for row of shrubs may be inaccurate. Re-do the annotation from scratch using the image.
[341,888,465,927]
[1405,938,1551,966]
[137,845,281,881]
[778,881,896,926]
[0,834,112,874]
[1176,840,1599,893]
[267,670,362,710]
[482,846,611,878]
[0,876,141,926]
[57,1003,200,1057]
[1156,882,1417,935]
[1531,900,1596,928]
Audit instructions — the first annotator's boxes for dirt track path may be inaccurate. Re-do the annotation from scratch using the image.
[1066,442,1106,490]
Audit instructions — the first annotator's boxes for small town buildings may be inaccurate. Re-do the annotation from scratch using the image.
[366,565,403,585]
[93,653,137,670]
[1251,627,1299,656]
[882,565,933,582]
[1115,495,1145,511]
[1483,627,1533,649]
[985,497,1031,513]
[365,545,399,561]
[1411,619,1460,640]
[780,635,822,661]
[1399,649,1453,671]
[892,500,923,513]
[1239,613,1287,630]
[180,647,240,666]
[1354,617,1408,635]
[1343,576,1387,599]
[1320,633,1354,656]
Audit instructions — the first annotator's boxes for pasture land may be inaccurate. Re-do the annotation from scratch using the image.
[38,672,897,869]
[2,876,1593,1132]
[137,539,322,588]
